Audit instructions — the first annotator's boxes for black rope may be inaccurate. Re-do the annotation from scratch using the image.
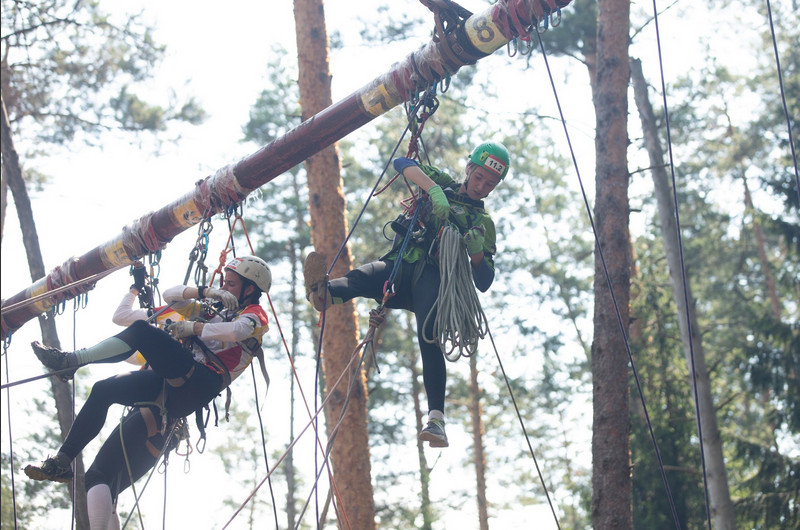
[297,342,369,530]
[534,18,684,528]
[69,298,79,530]
[324,84,438,274]
[765,0,800,205]
[120,421,181,530]
[485,325,561,529]
[648,1,713,527]
[250,362,280,530]
[2,336,20,530]
[307,83,438,528]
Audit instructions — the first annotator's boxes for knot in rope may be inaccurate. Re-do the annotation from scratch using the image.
[368,307,387,329]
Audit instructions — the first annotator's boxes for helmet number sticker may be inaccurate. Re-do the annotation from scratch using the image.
[483,154,506,177]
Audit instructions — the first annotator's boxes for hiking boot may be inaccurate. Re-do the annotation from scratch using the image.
[419,418,449,448]
[24,455,73,483]
[31,341,76,381]
[303,251,331,312]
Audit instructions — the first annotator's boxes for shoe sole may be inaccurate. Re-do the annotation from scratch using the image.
[24,465,73,483]
[303,252,330,311]
[31,342,72,379]
[419,432,449,448]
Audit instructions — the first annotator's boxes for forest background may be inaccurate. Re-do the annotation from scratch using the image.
[1,0,798,529]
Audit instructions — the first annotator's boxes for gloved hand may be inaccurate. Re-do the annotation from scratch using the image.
[463,226,485,255]
[130,261,147,292]
[204,287,238,310]
[167,321,196,340]
[427,185,451,221]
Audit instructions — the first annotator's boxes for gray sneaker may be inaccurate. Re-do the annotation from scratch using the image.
[419,419,449,448]
[31,341,76,381]
[24,455,73,483]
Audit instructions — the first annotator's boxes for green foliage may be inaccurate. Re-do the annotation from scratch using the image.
[538,0,597,63]
[629,233,706,528]
[1,0,205,148]
[1,396,73,528]
[351,2,426,47]
[732,438,800,529]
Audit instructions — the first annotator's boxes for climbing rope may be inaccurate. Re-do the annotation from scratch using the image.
[220,337,368,529]
[424,225,489,361]
[200,202,339,530]
[765,0,800,205]
[2,336,19,527]
[1,264,127,317]
[532,14,683,529]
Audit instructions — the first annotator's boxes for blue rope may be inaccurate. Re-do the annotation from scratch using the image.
[382,203,422,301]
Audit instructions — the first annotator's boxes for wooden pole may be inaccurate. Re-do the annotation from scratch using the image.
[1,0,572,337]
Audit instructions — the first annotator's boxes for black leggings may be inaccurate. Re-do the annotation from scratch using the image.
[328,259,446,413]
[84,405,176,495]
[62,321,221,491]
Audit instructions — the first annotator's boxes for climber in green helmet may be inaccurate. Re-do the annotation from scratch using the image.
[303,140,510,449]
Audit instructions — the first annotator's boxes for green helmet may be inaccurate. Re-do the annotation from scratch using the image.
[469,141,510,179]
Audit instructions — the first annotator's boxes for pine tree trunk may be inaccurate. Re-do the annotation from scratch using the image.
[410,343,434,530]
[742,174,782,319]
[630,58,736,530]
[590,0,632,528]
[469,354,489,530]
[293,1,375,528]
[1,96,90,530]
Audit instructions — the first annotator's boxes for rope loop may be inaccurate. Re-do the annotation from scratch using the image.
[368,307,387,329]
[424,225,488,361]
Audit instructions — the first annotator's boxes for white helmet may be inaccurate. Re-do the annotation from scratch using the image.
[225,256,272,293]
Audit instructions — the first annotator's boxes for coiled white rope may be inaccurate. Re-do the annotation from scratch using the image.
[424,225,489,361]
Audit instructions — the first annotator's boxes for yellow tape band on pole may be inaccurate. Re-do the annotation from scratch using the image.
[173,199,205,228]
[465,12,508,55]
[29,278,55,314]
[100,238,129,268]
[361,84,399,118]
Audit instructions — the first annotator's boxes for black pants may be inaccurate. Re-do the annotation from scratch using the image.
[84,403,175,495]
[62,321,221,492]
[328,259,446,413]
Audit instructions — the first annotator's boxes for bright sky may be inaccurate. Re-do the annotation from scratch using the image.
[1,0,785,528]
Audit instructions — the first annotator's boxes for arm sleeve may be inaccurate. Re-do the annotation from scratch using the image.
[162,285,193,310]
[471,258,495,292]
[200,314,258,343]
[112,291,149,327]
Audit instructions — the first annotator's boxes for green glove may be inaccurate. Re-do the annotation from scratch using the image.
[463,226,485,254]
[427,185,450,221]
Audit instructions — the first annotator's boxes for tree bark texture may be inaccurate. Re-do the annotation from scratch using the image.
[410,344,434,530]
[294,1,376,528]
[1,95,90,529]
[469,354,490,530]
[630,58,736,530]
[742,174,782,319]
[590,0,633,528]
